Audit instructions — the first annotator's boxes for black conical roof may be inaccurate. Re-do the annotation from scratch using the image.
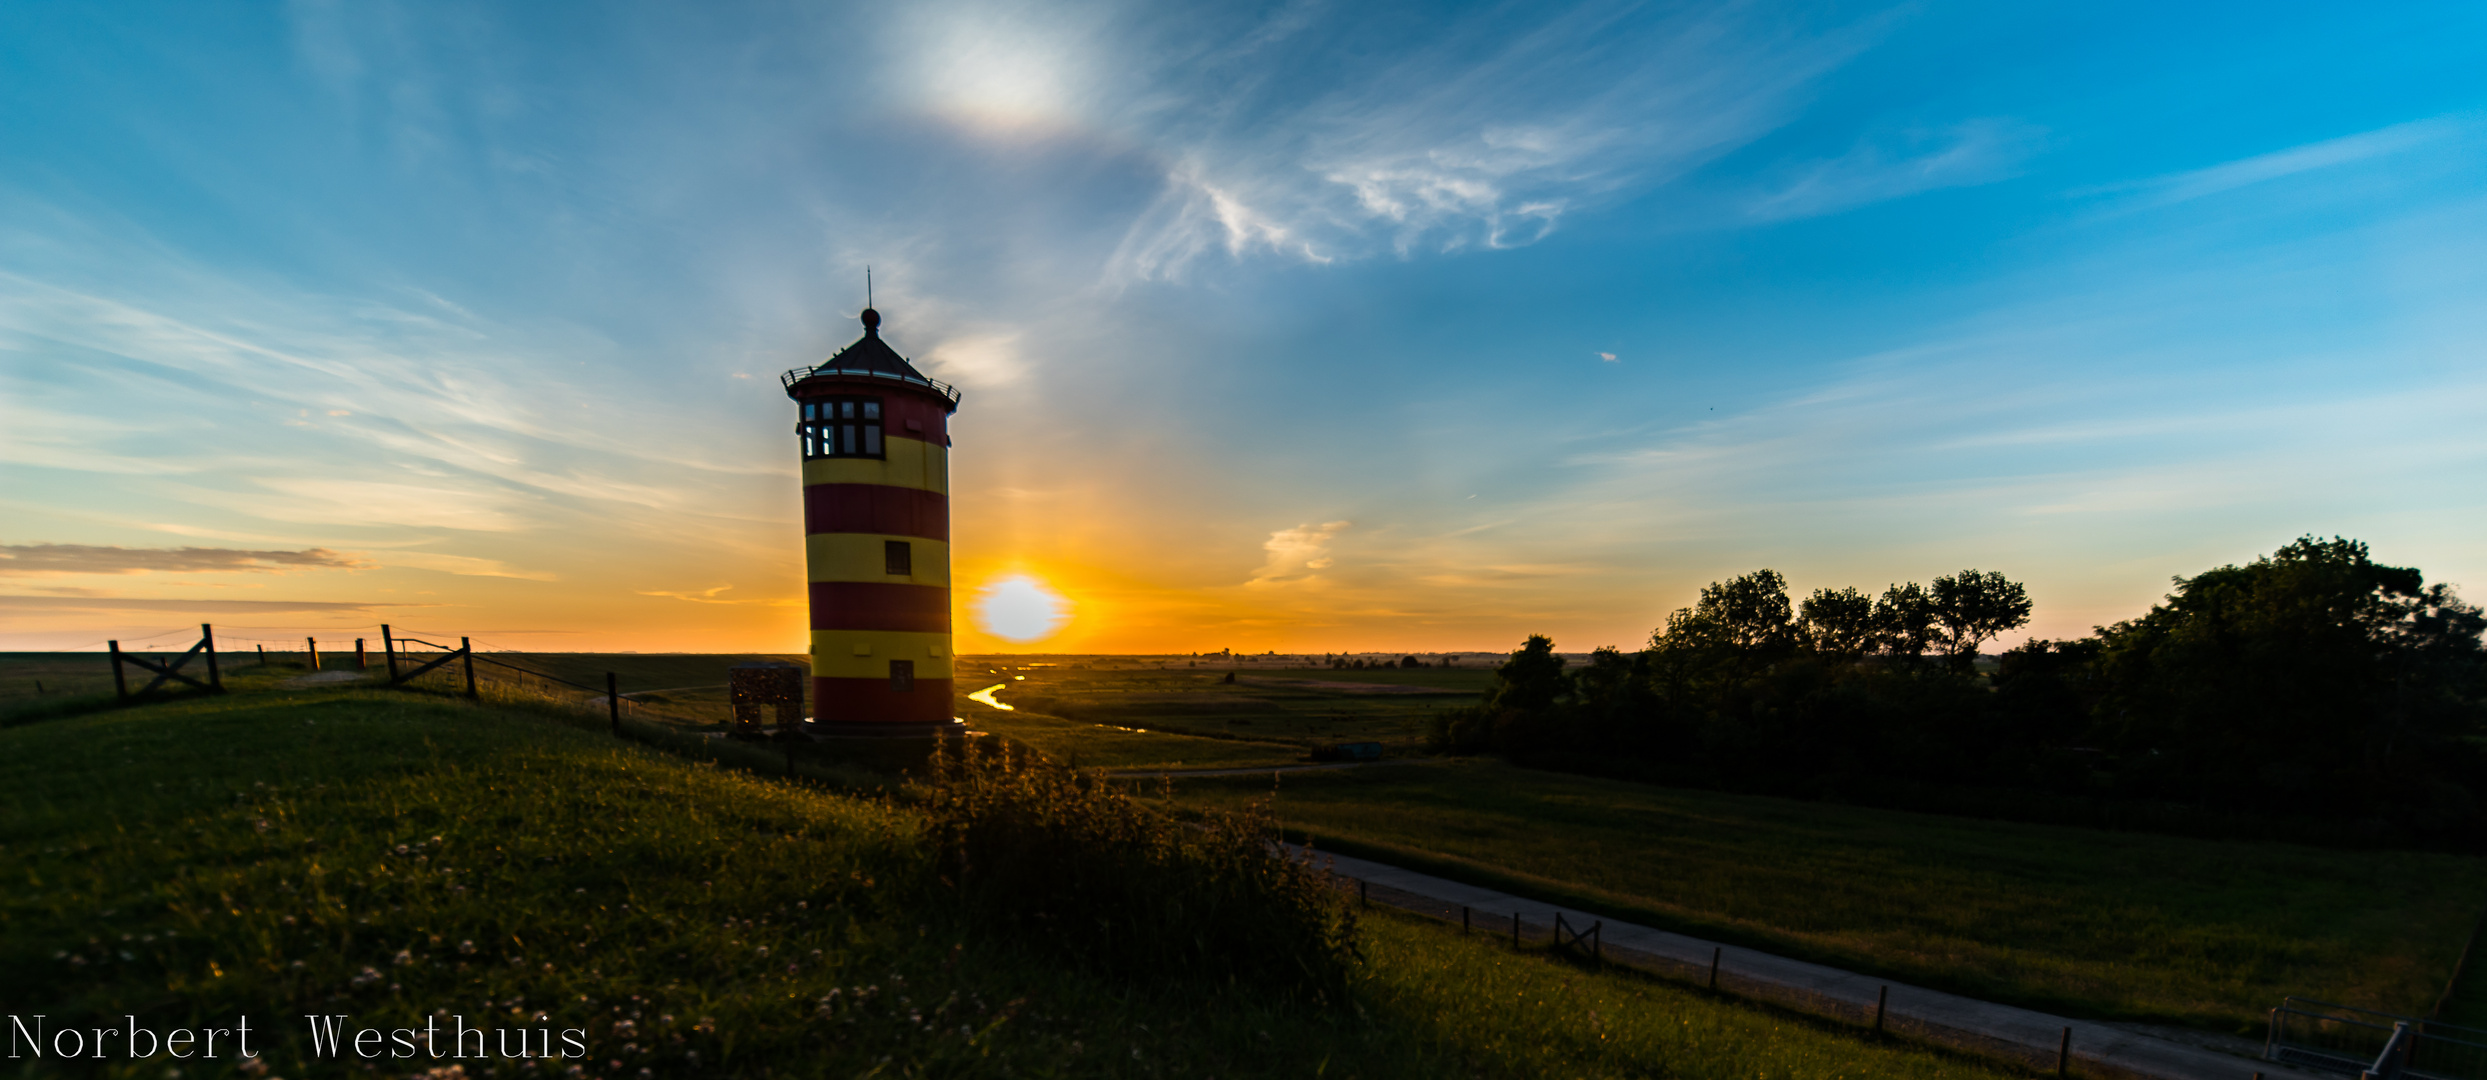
[820,308,930,380]
[782,308,962,411]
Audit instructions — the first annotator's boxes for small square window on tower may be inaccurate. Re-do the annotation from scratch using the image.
[889,659,915,693]
[884,540,912,576]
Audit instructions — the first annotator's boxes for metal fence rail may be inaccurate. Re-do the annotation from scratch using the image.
[2268,997,2487,1080]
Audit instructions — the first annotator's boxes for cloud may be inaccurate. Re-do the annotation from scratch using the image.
[378,551,558,580]
[1249,520,1352,585]
[0,544,372,576]
[1749,118,2046,221]
[1107,3,1882,279]
[0,595,405,614]
[918,332,1029,388]
[1599,352,1617,362]
[637,585,742,604]
[2091,116,2468,208]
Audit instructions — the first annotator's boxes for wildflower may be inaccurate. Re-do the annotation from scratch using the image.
[393,949,414,966]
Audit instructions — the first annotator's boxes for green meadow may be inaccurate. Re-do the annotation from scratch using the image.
[958,660,2487,1034]
[1162,757,2487,1033]
[0,678,2022,1079]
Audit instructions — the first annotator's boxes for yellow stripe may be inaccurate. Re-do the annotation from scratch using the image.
[800,437,947,494]
[805,535,951,587]
[809,630,956,679]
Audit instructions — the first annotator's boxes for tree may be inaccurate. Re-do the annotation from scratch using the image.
[1799,586,1877,660]
[1930,569,2033,671]
[1695,569,1795,666]
[1485,634,1568,715]
[1873,582,1938,660]
[2091,536,2486,810]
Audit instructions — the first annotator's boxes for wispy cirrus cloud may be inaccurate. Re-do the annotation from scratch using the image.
[1105,3,1888,279]
[636,585,743,604]
[0,594,407,614]
[2086,115,2471,208]
[0,544,371,576]
[1748,118,2048,221]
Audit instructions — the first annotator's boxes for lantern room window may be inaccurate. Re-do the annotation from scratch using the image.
[801,397,883,459]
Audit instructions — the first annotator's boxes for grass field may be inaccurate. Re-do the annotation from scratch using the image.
[0,680,2026,1079]
[956,661,1484,759]
[19,649,2483,1050]
[1160,758,2487,1033]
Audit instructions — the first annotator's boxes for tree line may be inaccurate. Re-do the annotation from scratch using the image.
[1435,538,2487,844]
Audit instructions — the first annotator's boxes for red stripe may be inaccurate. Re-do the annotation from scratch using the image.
[812,676,956,726]
[789,381,954,439]
[804,484,949,540]
[808,582,951,632]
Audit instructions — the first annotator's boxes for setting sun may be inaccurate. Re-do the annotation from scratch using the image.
[975,575,1070,642]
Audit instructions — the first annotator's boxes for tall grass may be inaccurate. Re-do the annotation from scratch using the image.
[921,739,1358,998]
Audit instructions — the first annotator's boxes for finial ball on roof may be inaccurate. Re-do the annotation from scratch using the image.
[859,308,881,333]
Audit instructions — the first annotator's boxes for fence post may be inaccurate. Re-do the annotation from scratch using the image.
[2057,1025,2070,1077]
[1875,985,1887,1033]
[607,672,620,734]
[307,636,320,671]
[1709,946,1721,990]
[382,625,398,682]
[461,638,477,698]
[1512,912,1520,949]
[201,624,223,693]
[355,638,366,670]
[109,640,128,702]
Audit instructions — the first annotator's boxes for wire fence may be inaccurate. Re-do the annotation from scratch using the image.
[383,633,735,734]
[2268,997,2487,1079]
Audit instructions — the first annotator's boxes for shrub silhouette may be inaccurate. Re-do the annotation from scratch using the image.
[919,740,1358,997]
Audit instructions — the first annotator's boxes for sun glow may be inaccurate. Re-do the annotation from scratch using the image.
[975,575,1070,642]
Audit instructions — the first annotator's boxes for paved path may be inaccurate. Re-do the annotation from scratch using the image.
[1304,846,2320,1080]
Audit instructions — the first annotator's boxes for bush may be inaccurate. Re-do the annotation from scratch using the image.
[919,740,1359,998]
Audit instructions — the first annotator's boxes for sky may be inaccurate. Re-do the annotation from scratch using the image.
[1,0,2482,656]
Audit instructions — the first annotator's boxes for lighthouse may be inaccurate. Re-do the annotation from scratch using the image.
[781,307,961,731]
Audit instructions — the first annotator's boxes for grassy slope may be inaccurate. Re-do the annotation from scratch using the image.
[1168,758,2487,1033]
[1,686,2016,1079]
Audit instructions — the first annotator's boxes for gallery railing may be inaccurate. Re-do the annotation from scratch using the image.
[779,364,962,406]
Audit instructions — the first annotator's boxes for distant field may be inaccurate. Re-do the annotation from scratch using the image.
[0,652,121,708]
[0,674,2016,1079]
[1162,758,2487,1033]
[960,662,1480,754]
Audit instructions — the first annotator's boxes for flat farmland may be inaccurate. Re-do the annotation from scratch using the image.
[1161,758,2487,1033]
[955,659,1485,758]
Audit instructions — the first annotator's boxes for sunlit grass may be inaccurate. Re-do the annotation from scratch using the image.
[1,684,2025,1078]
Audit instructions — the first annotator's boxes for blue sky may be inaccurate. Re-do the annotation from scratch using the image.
[1,0,2481,653]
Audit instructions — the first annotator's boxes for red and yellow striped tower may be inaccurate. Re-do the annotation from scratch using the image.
[781,307,962,731]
